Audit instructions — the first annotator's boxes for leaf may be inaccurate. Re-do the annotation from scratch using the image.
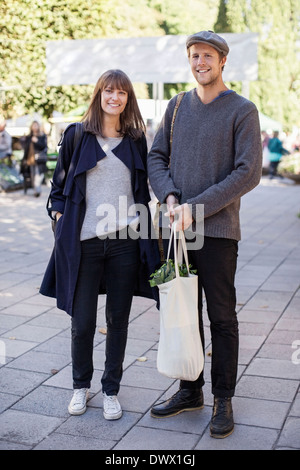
[149,259,197,287]
[137,356,147,362]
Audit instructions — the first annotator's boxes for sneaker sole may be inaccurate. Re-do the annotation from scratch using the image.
[151,404,204,419]
[68,405,87,416]
[103,410,122,420]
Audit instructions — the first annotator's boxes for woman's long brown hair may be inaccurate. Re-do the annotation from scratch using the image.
[82,69,145,140]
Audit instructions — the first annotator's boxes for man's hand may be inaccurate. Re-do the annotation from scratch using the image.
[165,194,178,226]
[165,195,193,231]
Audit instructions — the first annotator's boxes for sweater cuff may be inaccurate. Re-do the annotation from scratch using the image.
[162,188,181,203]
[186,199,204,222]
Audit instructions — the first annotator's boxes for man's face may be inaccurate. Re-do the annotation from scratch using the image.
[188,43,226,88]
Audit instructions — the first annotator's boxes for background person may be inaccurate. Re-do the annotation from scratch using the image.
[0,117,13,165]
[147,31,262,439]
[267,130,289,179]
[40,69,160,421]
[21,120,48,196]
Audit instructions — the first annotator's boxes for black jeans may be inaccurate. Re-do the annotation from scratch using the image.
[180,236,239,398]
[71,233,139,395]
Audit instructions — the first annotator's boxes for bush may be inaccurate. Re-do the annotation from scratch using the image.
[278,152,300,175]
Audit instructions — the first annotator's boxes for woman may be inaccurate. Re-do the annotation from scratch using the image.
[40,70,159,420]
[21,120,47,196]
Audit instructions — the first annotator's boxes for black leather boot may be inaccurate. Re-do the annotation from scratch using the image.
[210,397,234,438]
[151,388,204,418]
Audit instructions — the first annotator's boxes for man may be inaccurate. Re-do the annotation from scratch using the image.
[147,31,262,439]
[0,118,13,164]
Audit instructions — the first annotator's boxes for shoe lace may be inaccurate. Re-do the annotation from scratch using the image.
[104,395,119,411]
[213,398,228,417]
[73,388,87,405]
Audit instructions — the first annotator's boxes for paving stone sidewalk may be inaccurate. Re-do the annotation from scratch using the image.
[0,176,299,451]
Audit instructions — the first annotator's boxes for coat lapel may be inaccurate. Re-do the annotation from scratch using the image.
[63,133,106,199]
[112,136,146,197]
[112,135,145,172]
[63,133,147,202]
[74,133,106,177]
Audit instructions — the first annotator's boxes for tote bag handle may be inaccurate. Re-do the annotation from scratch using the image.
[166,222,190,277]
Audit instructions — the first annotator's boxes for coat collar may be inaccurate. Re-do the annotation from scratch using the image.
[63,132,146,199]
[73,133,145,177]
[73,133,105,177]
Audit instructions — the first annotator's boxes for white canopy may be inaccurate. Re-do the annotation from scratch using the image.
[46,33,258,86]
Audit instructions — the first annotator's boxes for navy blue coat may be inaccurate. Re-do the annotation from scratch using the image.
[39,124,160,315]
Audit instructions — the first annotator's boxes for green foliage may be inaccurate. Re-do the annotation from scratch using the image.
[0,0,161,119]
[150,0,219,99]
[149,259,197,287]
[0,0,299,130]
[148,0,219,34]
[278,152,300,175]
[215,0,247,33]
[214,0,300,129]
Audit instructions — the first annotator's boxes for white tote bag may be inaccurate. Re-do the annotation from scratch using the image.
[157,223,204,381]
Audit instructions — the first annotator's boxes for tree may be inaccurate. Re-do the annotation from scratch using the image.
[2,0,299,130]
[148,0,220,35]
[214,0,300,129]
[248,0,300,129]
[147,0,220,98]
[0,0,162,119]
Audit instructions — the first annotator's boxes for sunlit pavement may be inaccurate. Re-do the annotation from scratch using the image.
[0,176,299,450]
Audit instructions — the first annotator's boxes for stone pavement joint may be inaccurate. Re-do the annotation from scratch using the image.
[0,177,299,451]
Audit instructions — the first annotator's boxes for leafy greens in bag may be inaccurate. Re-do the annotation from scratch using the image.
[149,259,197,287]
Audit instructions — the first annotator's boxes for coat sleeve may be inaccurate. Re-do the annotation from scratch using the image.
[34,134,47,151]
[135,132,148,171]
[47,124,76,218]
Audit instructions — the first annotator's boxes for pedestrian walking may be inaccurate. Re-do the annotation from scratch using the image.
[268,130,289,179]
[40,69,160,420]
[147,31,262,438]
[21,121,48,197]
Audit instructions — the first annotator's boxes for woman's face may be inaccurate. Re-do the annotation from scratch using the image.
[101,84,128,118]
[31,122,40,134]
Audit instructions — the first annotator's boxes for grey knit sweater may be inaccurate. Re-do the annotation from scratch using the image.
[147,89,262,241]
[80,136,138,240]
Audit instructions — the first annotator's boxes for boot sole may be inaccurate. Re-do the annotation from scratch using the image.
[151,404,204,419]
[210,426,234,439]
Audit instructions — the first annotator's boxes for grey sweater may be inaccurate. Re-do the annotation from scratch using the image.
[80,136,138,240]
[147,89,262,241]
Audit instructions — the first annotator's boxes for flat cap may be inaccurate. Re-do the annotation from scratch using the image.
[186,30,229,56]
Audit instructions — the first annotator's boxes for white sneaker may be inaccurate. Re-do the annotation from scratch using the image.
[103,392,122,420]
[68,388,89,415]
